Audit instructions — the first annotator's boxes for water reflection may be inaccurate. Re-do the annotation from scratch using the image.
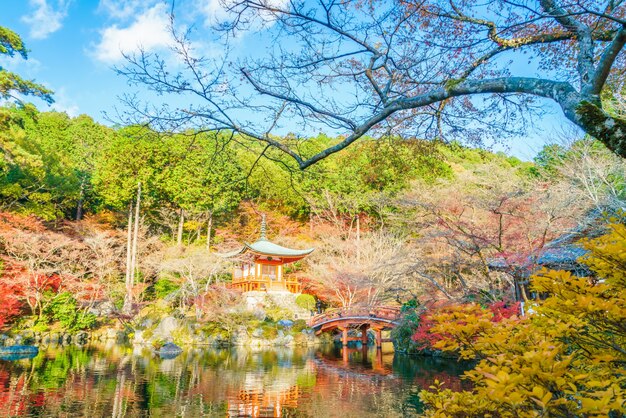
[0,344,470,417]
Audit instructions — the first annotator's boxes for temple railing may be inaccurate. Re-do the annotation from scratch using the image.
[231,275,301,293]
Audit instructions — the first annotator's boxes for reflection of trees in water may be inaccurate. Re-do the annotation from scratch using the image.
[392,354,473,392]
[0,345,468,417]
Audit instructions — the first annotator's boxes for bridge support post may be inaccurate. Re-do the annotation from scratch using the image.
[374,328,382,350]
[341,327,348,347]
[360,324,369,347]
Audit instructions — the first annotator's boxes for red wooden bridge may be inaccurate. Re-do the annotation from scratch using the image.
[307,306,402,349]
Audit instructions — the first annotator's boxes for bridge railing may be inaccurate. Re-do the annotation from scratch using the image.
[308,305,401,328]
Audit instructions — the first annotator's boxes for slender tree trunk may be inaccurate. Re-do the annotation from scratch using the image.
[123,202,133,314]
[129,182,141,307]
[206,210,213,252]
[75,176,86,221]
[356,213,361,263]
[177,208,184,246]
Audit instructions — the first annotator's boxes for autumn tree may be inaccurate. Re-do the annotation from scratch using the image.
[399,153,586,301]
[420,223,626,417]
[0,228,90,320]
[158,246,228,315]
[81,224,126,304]
[119,1,626,167]
[309,230,410,307]
[534,136,626,213]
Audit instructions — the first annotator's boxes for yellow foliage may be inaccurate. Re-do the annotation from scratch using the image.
[420,224,626,417]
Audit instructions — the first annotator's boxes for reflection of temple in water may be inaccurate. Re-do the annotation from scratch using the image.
[229,384,301,417]
[225,348,401,417]
[225,358,313,417]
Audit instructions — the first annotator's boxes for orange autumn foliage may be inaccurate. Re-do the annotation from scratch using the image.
[420,224,626,417]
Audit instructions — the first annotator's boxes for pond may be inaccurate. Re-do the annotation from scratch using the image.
[0,344,470,417]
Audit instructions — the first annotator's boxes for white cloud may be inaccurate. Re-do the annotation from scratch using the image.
[93,3,173,64]
[0,54,42,75]
[21,0,71,40]
[51,87,80,116]
[199,0,229,25]
[197,0,289,27]
[97,0,153,20]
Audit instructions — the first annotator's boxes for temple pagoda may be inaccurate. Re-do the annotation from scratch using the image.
[222,215,314,293]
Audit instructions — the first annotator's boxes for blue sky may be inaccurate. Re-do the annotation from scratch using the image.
[2,0,578,161]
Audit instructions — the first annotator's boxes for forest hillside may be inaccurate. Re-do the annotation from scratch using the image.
[1,104,624,334]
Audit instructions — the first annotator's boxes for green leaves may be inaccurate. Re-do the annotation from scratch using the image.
[0,27,27,58]
[0,26,53,104]
[420,225,626,417]
[44,292,97,332]
[0,107,106,220]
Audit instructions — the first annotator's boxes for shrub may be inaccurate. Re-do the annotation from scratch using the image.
[420,224,626,417]
[45,292,97,332]
[391,315,421,354]
[291,319,308,333]
[153,278,180,300]
[0,286,22,330]
[295,294,316,311]
[410,301,520,352]
[261,323,278,339]
[265,302,293,322]
[392,299,423,353]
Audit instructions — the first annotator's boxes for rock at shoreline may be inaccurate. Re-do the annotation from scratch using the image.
[158,342,183,359]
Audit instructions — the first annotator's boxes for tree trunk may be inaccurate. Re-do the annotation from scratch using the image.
[129,182,141,310]
[572,101,626,159]
[356,214,361,263]
[177,208,184,246]
[206,210,213,252]
[123,202,133,314]
[75,176,86,221]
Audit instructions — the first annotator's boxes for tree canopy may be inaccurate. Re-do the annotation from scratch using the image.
[0,26,53,105]
[118,0,626,167]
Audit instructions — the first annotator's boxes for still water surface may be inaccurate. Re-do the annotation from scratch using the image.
[0,344,469,417]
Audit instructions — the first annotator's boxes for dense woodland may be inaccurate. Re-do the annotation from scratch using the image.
[0,102,624,331]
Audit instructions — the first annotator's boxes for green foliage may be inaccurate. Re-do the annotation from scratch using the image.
[0,26,53,104]
[153,278,180,300]
[265,307,292,323]
[391,303,422,354]
[400,298,419,313]
[291,319,308,333]
[201,311,258,340]
[420,224,626,417]
[261,322,279,339]
[0,106,109,219]
[0,100,527,234]
[44,292,97,332]
[264,302,293,322]
[295,294,316,311]
[0,27,27,57]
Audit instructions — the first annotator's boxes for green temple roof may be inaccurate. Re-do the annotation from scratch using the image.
[218,214,314,259]
[222,239,315,258]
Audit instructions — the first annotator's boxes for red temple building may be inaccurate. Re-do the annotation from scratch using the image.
[222,215,314,293]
